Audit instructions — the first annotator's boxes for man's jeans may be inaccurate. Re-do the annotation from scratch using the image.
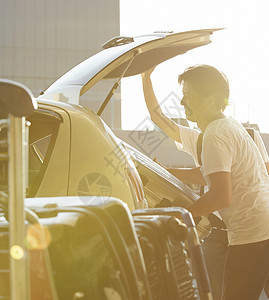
[202,228,269,300]
[202,228,228,300]
[222,238,269,300]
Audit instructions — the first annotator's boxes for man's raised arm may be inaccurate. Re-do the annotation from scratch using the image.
[142,68,181,143]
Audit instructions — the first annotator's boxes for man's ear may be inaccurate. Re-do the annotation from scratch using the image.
[204,95,216,106]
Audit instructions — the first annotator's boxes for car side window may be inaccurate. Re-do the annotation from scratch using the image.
[28,134,52,191]
[27,110,61,196]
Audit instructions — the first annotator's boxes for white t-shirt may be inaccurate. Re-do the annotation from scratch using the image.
[175,125,201,166]
[175,125,269,167]
[175,118,269,245]
[253,130,269,163]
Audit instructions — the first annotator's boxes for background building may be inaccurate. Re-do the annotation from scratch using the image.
[1,0,269,166]
[0,0,121,128]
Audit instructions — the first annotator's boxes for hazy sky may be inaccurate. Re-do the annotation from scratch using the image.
[120,0,269,132]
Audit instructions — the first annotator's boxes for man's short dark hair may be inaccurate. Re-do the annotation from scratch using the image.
[178,65,230,111]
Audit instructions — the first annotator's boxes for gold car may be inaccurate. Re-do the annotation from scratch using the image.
[33,29,221,236]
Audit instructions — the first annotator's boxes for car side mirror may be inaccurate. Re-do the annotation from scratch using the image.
[0,79,37,117]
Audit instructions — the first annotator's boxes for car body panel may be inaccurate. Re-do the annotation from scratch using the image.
[28,100,145,211]
[66,105,139,209]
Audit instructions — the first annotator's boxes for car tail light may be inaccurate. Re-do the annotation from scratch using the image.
[125,159,147,207]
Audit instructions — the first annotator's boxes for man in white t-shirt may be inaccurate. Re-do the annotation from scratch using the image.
[172,125,269,300]
[142,65,269,300]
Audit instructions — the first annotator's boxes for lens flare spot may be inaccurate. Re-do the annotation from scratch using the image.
[26,224,51,250]
[10,245,24,260]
